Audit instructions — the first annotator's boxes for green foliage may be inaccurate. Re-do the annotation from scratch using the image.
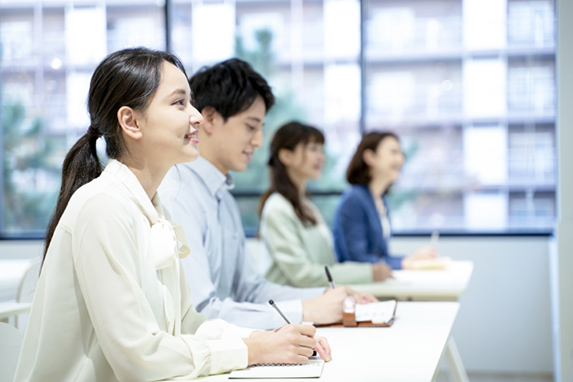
[2,100,59,234]
[232,28,306,193]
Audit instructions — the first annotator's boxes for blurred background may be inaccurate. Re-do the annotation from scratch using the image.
[0,0,557,238]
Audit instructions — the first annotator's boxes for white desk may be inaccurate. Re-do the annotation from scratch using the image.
[0,301,32,321]
[187,302,459,382]
[348,260,474,301]
[348,260,473,382]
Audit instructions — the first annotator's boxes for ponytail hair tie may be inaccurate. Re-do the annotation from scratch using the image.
[87,124,102,139]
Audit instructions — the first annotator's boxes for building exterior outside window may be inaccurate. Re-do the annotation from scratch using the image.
[0,0,556,237]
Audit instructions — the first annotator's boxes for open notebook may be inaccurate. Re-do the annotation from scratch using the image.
[354,299,397,324]
[229,358,325,379]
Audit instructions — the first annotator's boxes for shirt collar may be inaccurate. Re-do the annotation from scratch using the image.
[189,156,235,197]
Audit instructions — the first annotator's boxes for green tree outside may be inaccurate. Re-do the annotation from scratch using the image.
[2,101,60,236]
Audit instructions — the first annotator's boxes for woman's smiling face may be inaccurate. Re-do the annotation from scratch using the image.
[134,61,203,168]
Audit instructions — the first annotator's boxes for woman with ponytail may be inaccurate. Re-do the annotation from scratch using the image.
[258,121,393,289]
[14,49,329,382]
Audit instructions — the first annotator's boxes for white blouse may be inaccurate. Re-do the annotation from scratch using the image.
[377,202,391,240]
[14,160,252,382]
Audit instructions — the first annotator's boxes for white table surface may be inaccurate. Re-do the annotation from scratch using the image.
[186,301,460,382]
[347,260,474,301]
[0,301,32,320]
[0,259,34,302]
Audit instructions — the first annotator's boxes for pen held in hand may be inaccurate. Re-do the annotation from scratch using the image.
[268,299,317,357]
[268,299,291,324]
[324,266,336,289]
[430,230,440,248]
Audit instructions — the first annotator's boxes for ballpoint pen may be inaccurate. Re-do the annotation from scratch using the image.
[430,231,440,247]
[431,231,440,248]
[324,266,336,289]
[268,299,291,324]
[268,299,317,356]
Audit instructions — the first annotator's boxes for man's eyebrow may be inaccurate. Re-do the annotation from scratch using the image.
[247,116,262,123]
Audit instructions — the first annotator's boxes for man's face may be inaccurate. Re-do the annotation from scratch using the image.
[208,95,266,174]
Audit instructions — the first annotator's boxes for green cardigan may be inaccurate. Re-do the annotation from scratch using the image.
[260,193,373,287]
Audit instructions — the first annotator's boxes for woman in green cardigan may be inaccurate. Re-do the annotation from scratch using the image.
[258,121,392,288]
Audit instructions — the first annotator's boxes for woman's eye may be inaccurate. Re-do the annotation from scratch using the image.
[175,99,185,106]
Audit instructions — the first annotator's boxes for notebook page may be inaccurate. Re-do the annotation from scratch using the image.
[229,358,325,379]
[355,300,396,324]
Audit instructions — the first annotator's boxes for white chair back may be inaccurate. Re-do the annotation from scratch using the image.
[17,257,41,303]
[15,257,41,330]
[245,238,273,275]
[0,322,23,382]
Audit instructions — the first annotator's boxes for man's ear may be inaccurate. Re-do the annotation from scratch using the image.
[200,106,223,135]
[117,106,143,140]
[277,148,294,167]
[362,148,376,167]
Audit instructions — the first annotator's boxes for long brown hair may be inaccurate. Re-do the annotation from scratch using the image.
[259,121,325,226]
[346,131,400,185]
[43,47,187,263]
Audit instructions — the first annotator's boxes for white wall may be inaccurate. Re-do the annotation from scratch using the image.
[552,0,573,380]
[391,236,552,374]
[0,235,554,375]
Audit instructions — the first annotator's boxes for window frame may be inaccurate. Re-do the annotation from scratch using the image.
[0,0,556,240]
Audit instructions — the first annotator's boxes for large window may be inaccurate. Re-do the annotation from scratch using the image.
[0,1,165,237]
[0,0,556,237]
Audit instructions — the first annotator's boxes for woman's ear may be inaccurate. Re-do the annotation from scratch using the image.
[117,106,143,140]
[362,148,377,167]
[277,148,294,167]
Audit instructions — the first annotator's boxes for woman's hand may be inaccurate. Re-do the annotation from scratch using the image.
[401,246,438,269]
[243,324,330,365]
[314,335,332,361]
[372,263,393,281]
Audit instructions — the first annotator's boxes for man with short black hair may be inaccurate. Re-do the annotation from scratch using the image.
[160,58,374,330]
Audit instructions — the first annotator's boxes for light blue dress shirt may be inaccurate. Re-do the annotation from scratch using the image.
[159,157,324,330]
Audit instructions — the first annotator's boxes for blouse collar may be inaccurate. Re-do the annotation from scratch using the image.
[103,159,190,266]
[104,159,159,224]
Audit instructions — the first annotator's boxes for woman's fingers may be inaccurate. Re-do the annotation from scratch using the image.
[314,336,331,361]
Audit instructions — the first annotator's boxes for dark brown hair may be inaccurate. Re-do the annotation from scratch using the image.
[44,47,187,263]
[259,121,325,226]
[346,131,400,185]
